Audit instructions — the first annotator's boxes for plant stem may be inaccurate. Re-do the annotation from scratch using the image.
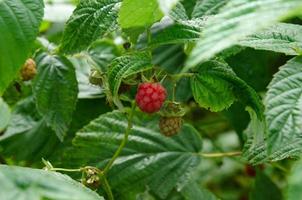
[99,172,114,200]
[199,151,242,158]
[103,103,136,174]
[50,168,83,172]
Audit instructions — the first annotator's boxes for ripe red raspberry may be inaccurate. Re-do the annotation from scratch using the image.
[135,82,166,113]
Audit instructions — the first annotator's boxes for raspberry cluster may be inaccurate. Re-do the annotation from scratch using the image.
[135,82,166,113]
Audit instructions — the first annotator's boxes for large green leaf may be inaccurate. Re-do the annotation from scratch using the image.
[60,0,120,54]
[192,0,229,18]
[0,98,10,132]
[265,56,302,160]
[0,0,44,95]
[185,0,302,71]
[64,111,203,199]
[107,52,152,106]
[0,97,59,162]
[287,159,302,200]
[190,60,264,118]
[33,53,78,141]
[0,165,104,200]
[238,23,302,55]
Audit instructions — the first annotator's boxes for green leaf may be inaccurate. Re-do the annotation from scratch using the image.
[64,111,203,199]
[190,60,264,118]
[33,53,78,141]
[242,108,268,165]
[60,0,120,54]
[107,52,152,106]
[250,172,282,200]
[169,2,189,21]
[185,0,302,71]
[192,0,229,18]
[0,98,10,132]
[118,0,163,29]
[149,21,203,47]
[265,56,302,160]
[190,61,236,112]
[287,159,302,200]
[0,97,59,162]
[0,0,44,95]
[239,23,302,55]
[0,165,104,200]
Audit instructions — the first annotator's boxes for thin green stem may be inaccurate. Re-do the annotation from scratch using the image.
[103,103,136,174]
[199,151,242,158]
[172,82,176,102]
[99,173,114,200]
[50,168,83,172]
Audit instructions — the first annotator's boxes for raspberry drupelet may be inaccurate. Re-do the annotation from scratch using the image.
[135,82,167,113]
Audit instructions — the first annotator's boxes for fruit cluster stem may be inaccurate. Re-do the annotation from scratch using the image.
[99,173,114,200]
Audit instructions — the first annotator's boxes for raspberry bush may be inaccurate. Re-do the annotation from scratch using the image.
[1,0,302,200]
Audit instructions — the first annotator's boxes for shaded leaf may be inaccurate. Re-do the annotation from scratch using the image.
[287,159,302,200]
[0,97,59,162]
[88,40,120,73]
[181,181,218,200]
[250,172,282,200]
[33,53,78,141]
